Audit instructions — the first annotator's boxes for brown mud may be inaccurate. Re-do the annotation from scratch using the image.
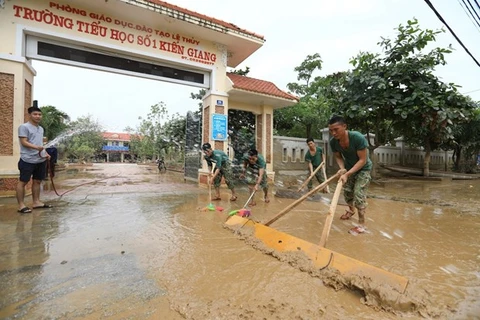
[0,163,479,319]
[225,220,438,317]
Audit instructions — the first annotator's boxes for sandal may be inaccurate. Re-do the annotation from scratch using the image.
[230,196,238,201]
[264,198,270,203]
[248,201,256,206]
[212,196,222,201]
[33,204,53,209]
[348,226,366,235]
[17,207,32,213]
[340,209,355,220]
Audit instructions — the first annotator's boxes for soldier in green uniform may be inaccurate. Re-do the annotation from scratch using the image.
[328,115,372,235]
[202,143,237,201]
[240,149,270,206]
[305,137,326,192]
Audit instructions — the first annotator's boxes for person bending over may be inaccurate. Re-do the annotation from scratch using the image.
[202,142,237,201]
[305,137,326,192]
[240,149,270,206]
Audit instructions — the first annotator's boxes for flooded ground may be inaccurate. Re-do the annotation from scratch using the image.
[0,163,479,319]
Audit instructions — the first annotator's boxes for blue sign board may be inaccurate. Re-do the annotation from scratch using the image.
[216,100,224,106]
[211,114,228,141]
[102,146,129,152]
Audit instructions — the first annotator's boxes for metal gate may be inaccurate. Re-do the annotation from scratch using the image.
[184,111,202,181]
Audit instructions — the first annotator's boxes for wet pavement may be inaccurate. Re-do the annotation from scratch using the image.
[0,163,479,319]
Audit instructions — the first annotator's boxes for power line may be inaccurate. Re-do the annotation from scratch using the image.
[465,0,480,26]
[458,0,480,32]
[423,0,480,67]
[473,0,480,11]
[462,88,480,94]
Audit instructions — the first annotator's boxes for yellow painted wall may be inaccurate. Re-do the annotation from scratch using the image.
[0,0,227,90]
[228,100,275,115]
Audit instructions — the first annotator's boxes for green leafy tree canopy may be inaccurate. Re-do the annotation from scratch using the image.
[40,105,70,141]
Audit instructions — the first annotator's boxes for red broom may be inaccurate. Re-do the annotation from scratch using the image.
[228,190,256,217]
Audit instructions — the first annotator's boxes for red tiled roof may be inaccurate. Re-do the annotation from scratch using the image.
[102,132,132,141]
[144,0,264,40]
[227,73,298,101]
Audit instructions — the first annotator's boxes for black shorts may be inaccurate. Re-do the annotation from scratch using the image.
[18,159,47,182]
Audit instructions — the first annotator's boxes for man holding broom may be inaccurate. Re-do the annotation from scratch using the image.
[202,143,237,201]
[328,115,372,235]
[305,137,327,193]
[240,149,270,206]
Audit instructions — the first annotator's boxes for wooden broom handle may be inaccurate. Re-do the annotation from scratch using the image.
[208,163,216,202]
[297,161,324,192]
[321,164,330,193]
[318,178,343,247]
[264,171,342,226]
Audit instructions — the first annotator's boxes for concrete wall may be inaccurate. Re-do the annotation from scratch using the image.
[272,135,455,178]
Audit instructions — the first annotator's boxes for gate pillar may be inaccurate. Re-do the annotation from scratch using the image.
[0,57,36,196]
[255,105,274,180]
[199,92,229,185]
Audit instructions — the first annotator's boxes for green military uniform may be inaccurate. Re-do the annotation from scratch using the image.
[329,131,372,208]
[243,153,268,190]
[204,150,235,189]
[305,146,324,190]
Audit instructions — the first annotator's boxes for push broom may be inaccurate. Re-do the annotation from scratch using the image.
[228,190,256,217]
[225,170,409,296]
[203,163,224,212]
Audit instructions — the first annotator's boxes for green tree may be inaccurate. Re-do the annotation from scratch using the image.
[130,102,168,161]
[228,109,255,164]
[40,105,70,141]
[123,126,135,133]
[227,66,255,156]
[74,144,96,162]
[275,53,330,138]
[64,115,104,162]
[322,53,397,177]
[231,66,250,76]
[162,112,186,161]
[445,105,480,172]
[130,121,155,161]
[324,19,477,176]
[190,89,207,116]
[381,19,476,176]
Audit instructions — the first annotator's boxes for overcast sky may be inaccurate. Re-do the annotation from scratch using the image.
[33,0,480,133]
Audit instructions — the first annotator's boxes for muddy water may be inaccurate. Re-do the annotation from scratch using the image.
[0,163,479,319]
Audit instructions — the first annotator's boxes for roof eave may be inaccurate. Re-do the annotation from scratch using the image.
[121,0,265,67]
[228,88,298,109]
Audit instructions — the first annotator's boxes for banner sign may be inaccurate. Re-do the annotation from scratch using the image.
[211,114,227,141]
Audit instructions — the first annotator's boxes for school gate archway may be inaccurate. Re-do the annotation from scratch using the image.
[0,0,297,195]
